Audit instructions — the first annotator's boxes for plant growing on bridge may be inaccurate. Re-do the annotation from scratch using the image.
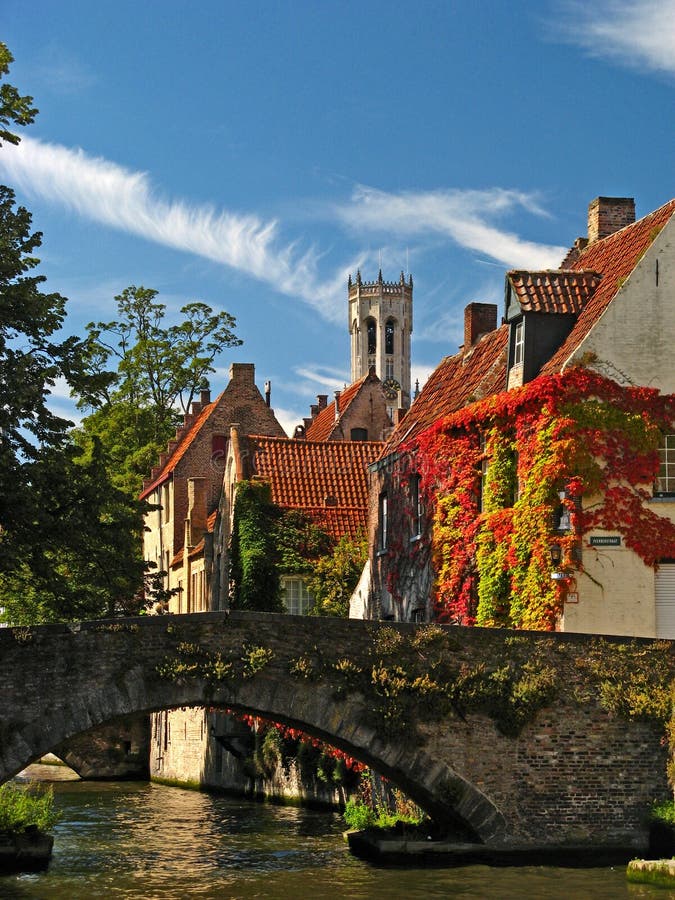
[156,641,234,684]
[0,783,60,836]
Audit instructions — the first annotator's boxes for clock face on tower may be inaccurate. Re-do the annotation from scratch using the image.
[382,377,401,400]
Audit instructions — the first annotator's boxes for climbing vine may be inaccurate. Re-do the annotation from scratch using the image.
[230,481,335,612]
[385,369,675,629]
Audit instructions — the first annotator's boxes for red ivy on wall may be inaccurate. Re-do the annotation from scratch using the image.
[386,369,675,630]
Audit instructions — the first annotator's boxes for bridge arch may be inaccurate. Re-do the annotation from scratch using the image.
[0,612,668,851]
[4,658,506,843]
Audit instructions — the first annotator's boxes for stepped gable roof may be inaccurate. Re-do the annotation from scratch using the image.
[542,198,675,374]
[304,372,375,441]
[508,269,602,315]
[247,435,382,540]
[381,325,509,456]
[140,367,286,500]
[140,393,222,500]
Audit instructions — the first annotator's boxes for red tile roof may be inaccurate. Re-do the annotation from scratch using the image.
[293,506,368,541]
[304,372,375,441]
[140,393,223,499]
[542,198,675,374]
[383,325,509,454]
[246,436,382,540]
[508,270,602,315]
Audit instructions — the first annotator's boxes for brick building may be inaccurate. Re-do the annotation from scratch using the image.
[140,362,285,613]
[356,197,675,637]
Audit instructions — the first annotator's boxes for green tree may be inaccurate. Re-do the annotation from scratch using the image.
[0,439,152,624]
[307,531,367,617]
[0,42,37,146]
[74,285,242,495]
[0,184,84,571]
[0,47,164,623]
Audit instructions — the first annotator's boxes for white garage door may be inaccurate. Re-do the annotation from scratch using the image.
[656,563,675,638]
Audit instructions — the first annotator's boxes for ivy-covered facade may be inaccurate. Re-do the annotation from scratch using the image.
[360,196,675,636]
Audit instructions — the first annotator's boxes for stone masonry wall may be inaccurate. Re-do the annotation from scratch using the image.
[0,613,670,851]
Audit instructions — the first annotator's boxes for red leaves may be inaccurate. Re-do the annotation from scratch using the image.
[398,369,675,628]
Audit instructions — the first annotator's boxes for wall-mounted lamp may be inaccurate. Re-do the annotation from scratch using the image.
[549,543,562,566]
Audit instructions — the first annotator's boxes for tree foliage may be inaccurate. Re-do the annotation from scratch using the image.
[0,48,164,623]
[306,530,367,617]
[0,42,37,147]
[0,183,87,576]
[0,435,169,624]
[74,285,242,495]
[275,509,333,577]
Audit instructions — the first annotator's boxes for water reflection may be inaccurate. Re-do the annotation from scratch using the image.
[2,772,668,899]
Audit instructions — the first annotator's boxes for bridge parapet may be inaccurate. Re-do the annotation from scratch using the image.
[0,612,671,851]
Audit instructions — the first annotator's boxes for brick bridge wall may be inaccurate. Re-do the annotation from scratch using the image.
[0,612,668,851]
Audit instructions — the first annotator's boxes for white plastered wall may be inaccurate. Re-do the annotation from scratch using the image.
[564,215,675,391]
[561,498,675,637]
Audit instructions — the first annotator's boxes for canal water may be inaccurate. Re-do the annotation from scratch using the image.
[2,765,669,898]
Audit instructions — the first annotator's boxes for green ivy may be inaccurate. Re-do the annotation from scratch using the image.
[230,480,283,612]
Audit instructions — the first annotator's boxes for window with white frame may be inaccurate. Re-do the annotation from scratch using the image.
[656,434,675,496]
[513,320,524,366]
[282,577,314,615]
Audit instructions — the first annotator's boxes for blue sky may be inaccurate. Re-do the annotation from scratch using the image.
[1,1,673,435]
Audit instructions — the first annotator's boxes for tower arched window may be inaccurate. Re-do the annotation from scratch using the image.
[366,318,377,355]
[385,318,395,355]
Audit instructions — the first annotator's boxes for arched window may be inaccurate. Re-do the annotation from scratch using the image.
[385,318,395,355]
[366,317,377,355]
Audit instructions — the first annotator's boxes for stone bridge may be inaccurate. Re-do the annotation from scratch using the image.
[0,611,669,852]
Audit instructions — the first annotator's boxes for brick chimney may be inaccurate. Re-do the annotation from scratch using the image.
[229,362,255,384]
[464,303,498,352]
[587,197,635,243]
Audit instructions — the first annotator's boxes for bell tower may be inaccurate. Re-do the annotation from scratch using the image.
[348,269,413,410]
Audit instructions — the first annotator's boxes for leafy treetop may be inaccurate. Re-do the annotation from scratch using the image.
[0,43,37,146]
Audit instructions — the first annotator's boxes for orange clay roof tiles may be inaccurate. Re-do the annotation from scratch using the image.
[508,269,602,315]
[304,373,370,441]
[139,393,223,499]
[383,325,508,455]
[542,198,675,374]
[247,436,382,541]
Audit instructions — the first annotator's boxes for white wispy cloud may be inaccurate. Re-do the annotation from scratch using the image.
[554,0,675,76]
[0,137,349,322]
[336,186,567,270]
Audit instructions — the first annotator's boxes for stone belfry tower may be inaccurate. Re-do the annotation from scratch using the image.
[348,269,413,409]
